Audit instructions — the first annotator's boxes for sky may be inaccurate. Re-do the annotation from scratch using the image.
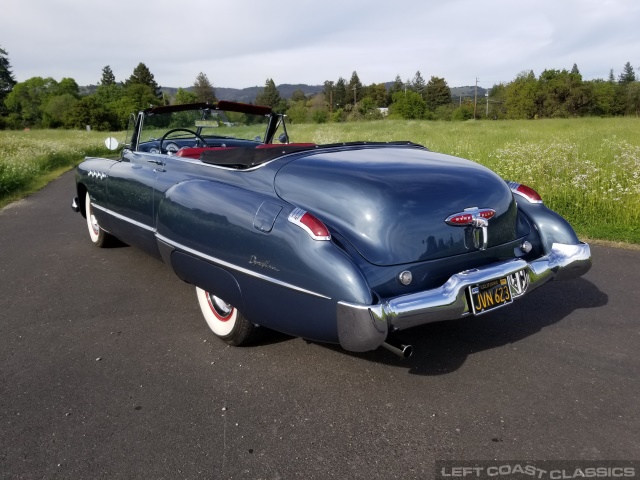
[3,0,640,90]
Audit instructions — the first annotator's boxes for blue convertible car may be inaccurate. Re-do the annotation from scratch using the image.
[72,101,591,357]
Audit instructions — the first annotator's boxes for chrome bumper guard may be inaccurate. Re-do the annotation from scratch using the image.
[337,242,591,352]
[71,196,80,213]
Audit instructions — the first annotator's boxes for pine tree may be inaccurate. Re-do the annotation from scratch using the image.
[193,72,217,103]
[389,75,404,95]
[570,63,580,75]
[411,71,427,98]
[100,66,116,86]
[608,69,615,83]
[125,63,162,100]
[387,74,404,104]
[334,77,347,108]
[0,46,17,106]
[255,78,282,109]
[618,62,636,84]
[424,76,451,111]
[322,80,334,107]
[347,71,363,105]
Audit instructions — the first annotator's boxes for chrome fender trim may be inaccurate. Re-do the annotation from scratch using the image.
[337,242,591,352]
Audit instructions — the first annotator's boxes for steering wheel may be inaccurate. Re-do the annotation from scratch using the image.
[159,128,208,153]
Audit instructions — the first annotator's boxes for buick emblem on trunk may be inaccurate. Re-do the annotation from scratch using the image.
[445,207,496,251]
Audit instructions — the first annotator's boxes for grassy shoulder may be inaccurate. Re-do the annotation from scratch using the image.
[0,164,77,209]
[0,129,116,207]
[1,119,639,245]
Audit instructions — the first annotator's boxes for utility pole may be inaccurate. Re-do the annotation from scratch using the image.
[474,77,478,120]
[330,90,333,115]
[353,85,357,105]
[485,91,489,117]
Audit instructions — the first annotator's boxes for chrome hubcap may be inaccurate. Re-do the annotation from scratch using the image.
[208,294,233,318]
[90,214,100,235]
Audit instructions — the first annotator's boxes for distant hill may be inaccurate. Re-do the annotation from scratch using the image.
[79,85,98,96]
[379,83,487,100]
[157,84,323,103]
[215,84,323,103]
[451,86,488,99]
[79,83,486,103]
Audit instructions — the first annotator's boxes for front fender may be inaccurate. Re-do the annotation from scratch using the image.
[75,157,119,220]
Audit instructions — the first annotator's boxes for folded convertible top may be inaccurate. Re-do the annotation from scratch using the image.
[199,145,317,169]
[199,142,422,169]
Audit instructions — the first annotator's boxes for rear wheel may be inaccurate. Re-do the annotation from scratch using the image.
[85,191,113,247]
[196,287,256,346]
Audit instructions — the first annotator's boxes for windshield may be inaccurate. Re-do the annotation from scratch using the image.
[138,107,271,153]
[140,108,269,143]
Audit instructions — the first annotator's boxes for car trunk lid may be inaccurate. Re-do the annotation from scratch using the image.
[275,145,517,266]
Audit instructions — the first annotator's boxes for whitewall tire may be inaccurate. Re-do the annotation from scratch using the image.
[196,287,256,346]
[85,191,112,247]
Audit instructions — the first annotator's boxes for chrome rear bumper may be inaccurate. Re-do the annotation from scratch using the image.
[337,242,591,352]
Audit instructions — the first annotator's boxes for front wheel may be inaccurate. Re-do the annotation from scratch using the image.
[85,191,113,247]
[196,287,257,346]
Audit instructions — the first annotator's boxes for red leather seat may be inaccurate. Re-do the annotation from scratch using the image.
[175,147,234,159]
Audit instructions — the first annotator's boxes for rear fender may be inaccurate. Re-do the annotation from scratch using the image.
[155,179,373,342]
[170,251,245,313]
[516,201,580,253]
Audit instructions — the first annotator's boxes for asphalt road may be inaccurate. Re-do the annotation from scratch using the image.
[1,171,638,479]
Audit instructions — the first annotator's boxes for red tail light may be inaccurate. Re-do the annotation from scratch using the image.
[478,210,496,219]
[288,208,331,240]
[445,208,495,226]
[447,213,474,225]
[507,181,543,203]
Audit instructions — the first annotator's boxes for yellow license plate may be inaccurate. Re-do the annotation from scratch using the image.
[468,276,513,315]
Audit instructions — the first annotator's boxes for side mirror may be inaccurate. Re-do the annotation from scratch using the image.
[105,137,120,150]
[278,133,289,144]
[254,135,262,142]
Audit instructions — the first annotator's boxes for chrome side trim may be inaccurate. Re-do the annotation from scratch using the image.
[337,242,591,352]
[91,203,156,232]
[155,233,331,300]
[87,202,329,299]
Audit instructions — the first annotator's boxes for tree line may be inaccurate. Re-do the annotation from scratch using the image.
[0,52,218,130]
[488,63,639,118]
[0,45,638,130]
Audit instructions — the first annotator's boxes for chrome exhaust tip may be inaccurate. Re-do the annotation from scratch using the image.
[381,339,413,358]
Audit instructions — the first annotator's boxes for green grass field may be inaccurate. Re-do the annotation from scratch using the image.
[1,118,638,243]
[0,129,115,206]
[290,117,640,244]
